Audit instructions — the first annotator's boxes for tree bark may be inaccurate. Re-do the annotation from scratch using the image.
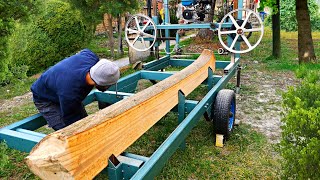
[147,0,152,17]
[208,0,217,22]
[117,14,123,56]
[107,14,115,57]
[296,0,316,63]
[272,0,281,58]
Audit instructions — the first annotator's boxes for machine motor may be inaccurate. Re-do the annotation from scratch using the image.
[180,0,212,22]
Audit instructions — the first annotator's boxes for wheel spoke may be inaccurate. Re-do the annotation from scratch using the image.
[228,15,240,29]
[141,37,147,48]
[220,30,237,35]
[141,20,151,31]
[241,11,252,28]
[243,28,262,33]
[230,34,239,50]
[127,28,139,34]
[132,35,140,45]
[134,17,141,31]
[241,35,252,49]
[143,33,155,39]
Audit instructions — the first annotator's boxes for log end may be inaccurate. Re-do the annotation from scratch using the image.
[25,134,73,179]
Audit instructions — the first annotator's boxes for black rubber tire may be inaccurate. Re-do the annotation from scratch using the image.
[213,89,236,139]
[98,102,111,110]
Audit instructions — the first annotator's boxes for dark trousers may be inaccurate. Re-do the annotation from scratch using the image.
[33,98,87,131]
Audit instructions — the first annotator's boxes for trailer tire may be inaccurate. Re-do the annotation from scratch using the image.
[213,89,236,139]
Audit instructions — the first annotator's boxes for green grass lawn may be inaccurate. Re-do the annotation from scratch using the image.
[244,27,320,71]
[1,28,319,179]
[87,34,129,60]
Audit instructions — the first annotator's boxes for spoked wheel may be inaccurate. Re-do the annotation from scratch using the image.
[218,8,264,54]
[213,89,236,140]
[125,14,157,52]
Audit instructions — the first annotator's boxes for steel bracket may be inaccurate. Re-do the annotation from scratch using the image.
[107,153,148,180]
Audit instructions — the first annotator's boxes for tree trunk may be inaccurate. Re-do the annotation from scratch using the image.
[208,0,217,22]
[197,0,216,40]
[107,14,115,57]
[147,0,152,17]
[272,0,281,58]
[296,0,316,63]
[117,14,124,56]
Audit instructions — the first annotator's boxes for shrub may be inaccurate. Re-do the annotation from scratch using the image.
[0,37,10,83]
[280,69,320,179]
[9,23,59,75]
[0,0,40,84]
[9,0,89,75]
[36,0,89,57]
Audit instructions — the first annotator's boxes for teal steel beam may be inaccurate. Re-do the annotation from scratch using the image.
[82,91,96,106]
[107,154,147,180]
[122,152,150,162]
[144,61,170,71]
[170,59,231,69]
[164,0,170,53]
[108,72,141,93]
[140,71,174,81]
[16,128,46,138]
[201,75,222,87]
[143,56,170,70]
[216,61,232,69]
[171,100,198,114]
[131,60,240,179]
[178,90,186,149]
[95,91,134,104]
[142,56,170,69]
[213,75,222,85]
[208,68,214,90]
[155,23,233,30]
[1,113,46,131]
[205,68,214,119]
[169,59,194,67]
[184,100,198,113]
[0,129,42,152]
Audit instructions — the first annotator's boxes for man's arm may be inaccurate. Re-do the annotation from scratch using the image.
[58,94,86,126]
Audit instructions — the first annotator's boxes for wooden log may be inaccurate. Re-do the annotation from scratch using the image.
[25,49,216,179]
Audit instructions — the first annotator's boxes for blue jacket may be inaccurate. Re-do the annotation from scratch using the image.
[31,49,98,126]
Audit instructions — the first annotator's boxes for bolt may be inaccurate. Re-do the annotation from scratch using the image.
[237,29,244,35]
[204,103,209,109]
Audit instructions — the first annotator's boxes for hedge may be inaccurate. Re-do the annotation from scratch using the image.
[281,69,320,179]
[8,0,90,76]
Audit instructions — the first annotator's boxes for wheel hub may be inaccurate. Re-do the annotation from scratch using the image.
[237,29,244,35]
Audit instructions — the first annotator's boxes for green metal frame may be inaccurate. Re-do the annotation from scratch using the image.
[0,56,240,178]
[0,0,246,178]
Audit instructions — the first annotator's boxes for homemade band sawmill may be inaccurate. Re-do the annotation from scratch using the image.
[0,0,264,179]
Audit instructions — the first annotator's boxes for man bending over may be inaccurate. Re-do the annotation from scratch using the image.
[31,49,120,130]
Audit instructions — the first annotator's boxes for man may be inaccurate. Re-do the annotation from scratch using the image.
[31,49,120,130]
